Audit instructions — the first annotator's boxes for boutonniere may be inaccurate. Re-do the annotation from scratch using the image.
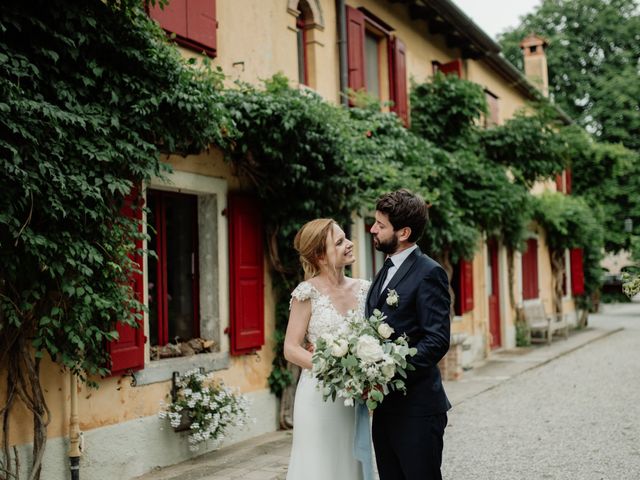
[385,289,399,308]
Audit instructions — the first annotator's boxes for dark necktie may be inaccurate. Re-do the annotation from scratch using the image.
[376,258,394,300]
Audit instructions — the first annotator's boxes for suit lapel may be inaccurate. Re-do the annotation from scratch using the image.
[375,247,421,309]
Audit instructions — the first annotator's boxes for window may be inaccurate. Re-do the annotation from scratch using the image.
[110,172,228,383]
[296,17,308,85]
[296,1,312,85]
[289,0,323,89]
[364,31,381,98]
[556,169,572,194]
[485,90,499,127]
[148,0,217,57]
[147,190,200,347]
[345,6,408,122]
[522,238,539,300]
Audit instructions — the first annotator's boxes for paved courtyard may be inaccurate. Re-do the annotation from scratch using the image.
[137,301,639,480]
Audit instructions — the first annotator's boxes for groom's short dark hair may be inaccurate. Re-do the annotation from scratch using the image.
[376,189,428,243]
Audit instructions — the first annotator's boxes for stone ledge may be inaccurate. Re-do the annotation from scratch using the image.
[134,352,230,386]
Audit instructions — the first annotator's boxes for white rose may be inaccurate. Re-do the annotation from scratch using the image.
[377,322,394,339]
[313,357,326,373]
[343,398,354,407]
[381,363,395,380]
[331,339,349,357]
[355,335,384,363]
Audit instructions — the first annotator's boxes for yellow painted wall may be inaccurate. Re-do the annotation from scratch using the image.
[466,61,528,124]
[213,1,298,88]
[6,150,277,446]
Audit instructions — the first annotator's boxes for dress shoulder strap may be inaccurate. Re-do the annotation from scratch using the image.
[289,281,317,309]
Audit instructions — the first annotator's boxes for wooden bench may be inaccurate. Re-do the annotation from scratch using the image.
[522,301,569,345]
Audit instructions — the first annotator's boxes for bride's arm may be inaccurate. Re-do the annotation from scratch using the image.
[284,298,313,370]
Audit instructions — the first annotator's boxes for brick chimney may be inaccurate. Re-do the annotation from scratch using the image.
[520,34,549,97]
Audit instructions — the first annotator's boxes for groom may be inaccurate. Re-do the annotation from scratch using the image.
[366,189,451,480]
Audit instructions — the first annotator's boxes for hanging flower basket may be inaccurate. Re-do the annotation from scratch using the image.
[159,368,251,451]
[172,410,192,432]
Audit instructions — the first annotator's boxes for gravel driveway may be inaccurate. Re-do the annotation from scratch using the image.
[443,302,640,480]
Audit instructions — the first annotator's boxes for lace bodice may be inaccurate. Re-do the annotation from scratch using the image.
[290,279,371,345]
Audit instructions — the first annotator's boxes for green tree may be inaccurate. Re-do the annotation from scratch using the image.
[410,73,540,310]
[0,1,230,476]
[481,104,568,188]
[499,0,640,151]
[567,128,640,252]
[500,1,640,257]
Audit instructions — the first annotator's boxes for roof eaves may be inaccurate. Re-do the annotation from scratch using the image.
[401,0,572,124]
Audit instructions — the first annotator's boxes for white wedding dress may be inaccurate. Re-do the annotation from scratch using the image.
[286,279,371,480]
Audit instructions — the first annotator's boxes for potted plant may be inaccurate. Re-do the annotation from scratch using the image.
[159,368,251,451]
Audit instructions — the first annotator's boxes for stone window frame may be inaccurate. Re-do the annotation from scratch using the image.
[287,0,325,90]
[136,170,230,385]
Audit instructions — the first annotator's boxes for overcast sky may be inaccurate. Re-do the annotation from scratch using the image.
[451,0,542,39]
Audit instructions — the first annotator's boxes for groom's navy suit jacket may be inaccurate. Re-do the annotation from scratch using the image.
[366,247,451,416]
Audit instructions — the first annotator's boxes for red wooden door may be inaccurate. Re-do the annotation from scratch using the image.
[488,240,501,349]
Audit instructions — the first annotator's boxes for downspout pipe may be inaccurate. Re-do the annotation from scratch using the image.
[69,372,81,480]
[336,0,348,106]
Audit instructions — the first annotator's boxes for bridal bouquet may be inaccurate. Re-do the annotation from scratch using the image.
[311,309,417,410]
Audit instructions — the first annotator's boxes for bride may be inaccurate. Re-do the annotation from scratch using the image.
[284,218,371,480]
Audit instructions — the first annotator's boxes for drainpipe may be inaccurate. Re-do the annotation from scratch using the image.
[336,0,348,106]
[69,372,81,480]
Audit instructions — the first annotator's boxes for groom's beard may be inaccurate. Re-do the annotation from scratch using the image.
[373,234,398,255]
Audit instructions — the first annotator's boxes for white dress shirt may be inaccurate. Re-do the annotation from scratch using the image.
[381,244,418,291]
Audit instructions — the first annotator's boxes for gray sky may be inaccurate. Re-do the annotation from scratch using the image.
[451,0,542,39]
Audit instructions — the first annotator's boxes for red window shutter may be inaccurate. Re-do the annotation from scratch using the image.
[389,36,408,125]
[187,0,217,52]
[436,58,463,78]
[565,169,572,194]
[108,188,145,375]
[555,173,563,192]
[460,259,474,313]
[149,0,188,38]
[522,239,539,300]
[346,6,366,94]
[570,248,585,295]
[149,0,217,56]
[453,259,474,315]
[229,194,265,355]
